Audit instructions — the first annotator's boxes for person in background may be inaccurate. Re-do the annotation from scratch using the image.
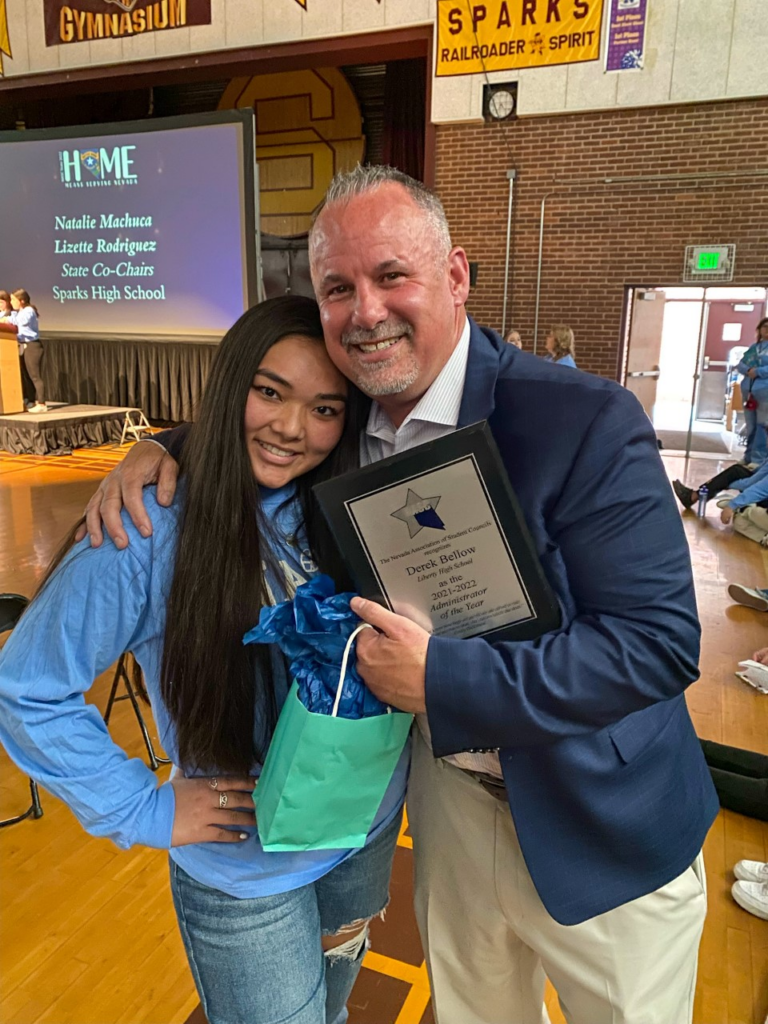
[0,289,32,410]
[736,317,768,467]
[0,296,407,1024]
[504,328,522,348]
[543,324,577,368]
[728,582,768,612]
[732,859,768,921]
[701,722,768,823]
[712,460,768,526]
[0,289,46,412]
[672,459,761,511]
[702,639,768,921]
[701,733,768,917]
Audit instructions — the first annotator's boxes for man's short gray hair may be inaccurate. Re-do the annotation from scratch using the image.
[311,165,453,264]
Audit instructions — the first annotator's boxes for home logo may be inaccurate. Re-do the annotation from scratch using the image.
[391,489,445,539]
[58,144,138,188]
[80,150,101,177]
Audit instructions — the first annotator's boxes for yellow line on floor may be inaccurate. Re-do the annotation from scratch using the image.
[395,965,431,1024]
[362,952,431,1024]
[363,950,424,986]
[397,806,413,849]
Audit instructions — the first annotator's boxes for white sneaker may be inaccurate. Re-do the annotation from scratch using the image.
[728,583,768,611]
[27,403,47,413]
[734,859,768,883]
[736,660,768,694]
[732,880,768,920]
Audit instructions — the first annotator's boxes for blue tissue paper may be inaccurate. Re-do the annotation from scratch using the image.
[243,575,388,719]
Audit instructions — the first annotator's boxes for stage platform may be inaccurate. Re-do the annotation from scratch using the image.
[0,402,141,456]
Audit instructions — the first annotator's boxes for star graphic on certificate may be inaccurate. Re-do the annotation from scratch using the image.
[391,488,445,539]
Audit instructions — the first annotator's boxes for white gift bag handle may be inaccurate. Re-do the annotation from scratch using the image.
[332,623,377,718]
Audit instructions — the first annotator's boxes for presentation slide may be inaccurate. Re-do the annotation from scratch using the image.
[0,114,256,337]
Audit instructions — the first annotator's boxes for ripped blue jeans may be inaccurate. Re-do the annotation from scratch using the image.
[169,810,401,1024]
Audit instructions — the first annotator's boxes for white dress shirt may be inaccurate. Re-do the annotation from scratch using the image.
[359,318,503,778]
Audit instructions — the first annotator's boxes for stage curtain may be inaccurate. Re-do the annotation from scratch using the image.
[382,59,426,182]
[41,335,218,423]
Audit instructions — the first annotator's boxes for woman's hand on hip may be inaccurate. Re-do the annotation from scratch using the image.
[170,775,257,846]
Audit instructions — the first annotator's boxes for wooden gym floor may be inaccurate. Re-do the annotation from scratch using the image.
[0,444,766,1024]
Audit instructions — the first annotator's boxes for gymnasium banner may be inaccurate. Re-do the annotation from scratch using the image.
[43,0,211,47]
[436,0,604,77]
[0,0,12,76]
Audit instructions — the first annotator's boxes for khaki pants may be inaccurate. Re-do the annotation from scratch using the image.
[733,504,768,546]
[408,730,707,1024]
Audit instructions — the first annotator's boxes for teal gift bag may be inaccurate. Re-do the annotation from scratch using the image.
[255,625,413,852]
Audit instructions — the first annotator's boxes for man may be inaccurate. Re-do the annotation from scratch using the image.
[83,167,717,1024]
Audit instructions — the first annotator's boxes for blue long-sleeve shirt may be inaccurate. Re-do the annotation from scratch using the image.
[10,306,39,343]
[543,353,577,369]
[737,340,768,401]
[0,486,408,899]
[727,459,768,509]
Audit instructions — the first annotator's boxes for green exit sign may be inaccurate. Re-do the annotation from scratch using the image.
[696,251,720,271]
[685,244,734,281]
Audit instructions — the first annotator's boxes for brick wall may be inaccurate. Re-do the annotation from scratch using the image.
[435,98,768,378]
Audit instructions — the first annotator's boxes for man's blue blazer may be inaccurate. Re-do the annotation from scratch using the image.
[425,319,719,926]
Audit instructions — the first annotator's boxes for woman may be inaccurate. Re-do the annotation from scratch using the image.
[0,288,45,411]
[0,296,408,1024]
[0,290,12,321]
[737,317,768,467]
[543,324,577,368]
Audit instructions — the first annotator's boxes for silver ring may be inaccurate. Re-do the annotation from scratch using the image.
[209,777,218,790]
[219,792,228,809]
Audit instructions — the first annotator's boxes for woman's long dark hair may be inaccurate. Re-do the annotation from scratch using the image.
[160,296,368,773]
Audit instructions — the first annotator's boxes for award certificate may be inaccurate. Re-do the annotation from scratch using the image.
[314,422,560,643]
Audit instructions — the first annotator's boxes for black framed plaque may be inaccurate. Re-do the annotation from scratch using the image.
[313,422,561,643]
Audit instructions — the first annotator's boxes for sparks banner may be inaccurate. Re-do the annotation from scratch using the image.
[43,0,211,47]
[605,0,647,70]
[436,0,604,77]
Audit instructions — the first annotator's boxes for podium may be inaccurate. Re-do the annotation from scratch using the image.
[0,332,23,415]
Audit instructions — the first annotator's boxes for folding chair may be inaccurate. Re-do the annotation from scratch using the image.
[120,410,153,446]
[103,653,170,771]
[0,594,44,828]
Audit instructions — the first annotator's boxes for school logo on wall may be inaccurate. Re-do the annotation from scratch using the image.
[0,0,12,76]
[43,0,211,46]
[436,0,604,77]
